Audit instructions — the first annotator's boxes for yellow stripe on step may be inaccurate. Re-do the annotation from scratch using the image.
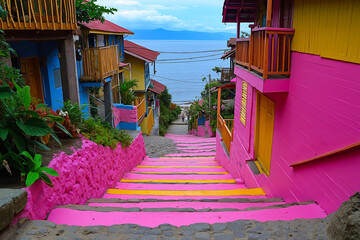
[120,179,236,183]
[107,188,266,196]
[131,171,228,174]
[146,161,218,163]
[137,165,222,168]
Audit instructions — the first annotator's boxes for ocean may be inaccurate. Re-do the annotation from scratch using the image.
[131,40,230,105]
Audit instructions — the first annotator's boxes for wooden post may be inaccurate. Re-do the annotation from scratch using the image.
[58,34,80,104]
[104,81,113,126]
[236,10,241,39]
[266,0,273,27]
[217,87,221,128]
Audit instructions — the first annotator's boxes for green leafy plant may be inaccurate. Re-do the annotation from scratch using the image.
[120,79,138,105]
[60,100,86,128]
[81,118,133,149]
[20,151,59,187]
[76,0,117,23]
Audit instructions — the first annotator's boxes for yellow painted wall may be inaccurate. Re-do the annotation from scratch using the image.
[292,0,360,64]
[124,54,146,91]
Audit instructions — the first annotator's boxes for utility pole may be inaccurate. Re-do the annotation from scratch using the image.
[208,74,211,123]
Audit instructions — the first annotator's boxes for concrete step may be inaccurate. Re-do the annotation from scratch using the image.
[87,197,285,203]
[47,203,326,227]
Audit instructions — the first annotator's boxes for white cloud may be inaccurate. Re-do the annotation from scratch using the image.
[114,0,140,5]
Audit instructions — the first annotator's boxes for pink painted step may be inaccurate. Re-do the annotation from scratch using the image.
[145,158,215,162]
[177,143,217,147]
[47,204,327,227]
[114,183,246,190]
[166,153,216,157]
[181,150,216,153]
[140,161,219,166]
[103,194,267,200]
[131,167,226,173]
[88,201,284,209]
[177,146,217,150]
[122,173,234,180]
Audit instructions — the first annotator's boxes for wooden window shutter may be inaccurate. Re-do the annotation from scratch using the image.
[240,81,248,126]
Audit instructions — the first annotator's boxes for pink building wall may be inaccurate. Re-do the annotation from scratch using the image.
[14,134,146,221]
[113,106,138,127]
[220,51,360,214]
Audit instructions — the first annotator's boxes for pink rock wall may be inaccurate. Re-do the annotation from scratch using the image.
[205,121,215,137]
[113,106,138,127]
[221,52,360,214]
[14,133,146,221]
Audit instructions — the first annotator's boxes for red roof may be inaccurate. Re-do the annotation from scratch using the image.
[79,20,134,35]
[124,40,160,62]
[148,79,166,94]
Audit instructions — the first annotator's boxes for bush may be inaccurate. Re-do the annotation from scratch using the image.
[60,100,86,128]
[80,118,133,149]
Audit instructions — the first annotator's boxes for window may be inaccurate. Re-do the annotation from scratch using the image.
[240,81,248,126]
[53,69,62,89]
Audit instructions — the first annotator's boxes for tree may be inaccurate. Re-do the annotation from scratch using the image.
[119,79,138,105]
[240,31,250,38]
[76,0,117,23]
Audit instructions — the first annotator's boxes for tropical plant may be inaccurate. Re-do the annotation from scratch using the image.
[60,100,86,128]
[120,79,138,105]
[19,151,59,187]
[75,0,117,23]
[80,118,133,149]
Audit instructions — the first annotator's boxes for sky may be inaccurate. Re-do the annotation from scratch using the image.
[96,0,239,33]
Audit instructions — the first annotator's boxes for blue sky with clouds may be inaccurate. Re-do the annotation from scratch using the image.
[97,0,238,33]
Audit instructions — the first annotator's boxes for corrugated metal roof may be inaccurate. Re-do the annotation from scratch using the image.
[124,40,160,62]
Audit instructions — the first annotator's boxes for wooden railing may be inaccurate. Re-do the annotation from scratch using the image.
[147,107,154,136]
[80,45,119,82]
[192,115,198,130]
[290,141,360,168]
[224,119,234,132]
[217,113,232,153]
[137,98,146,122]
[220,68,235,82]
[0,0,77,31]
[235,38,250,68]
[235,28,294,79]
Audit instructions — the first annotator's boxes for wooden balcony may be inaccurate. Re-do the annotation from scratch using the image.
[220,68,235,83]
[80,45,119,82]
[0,0,77,31]
[217,113,233,153]
[235,27,295,79]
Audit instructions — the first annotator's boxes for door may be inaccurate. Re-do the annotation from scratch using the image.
[21,57,44,102]
[280,0,294,28]
[255,92,275,176]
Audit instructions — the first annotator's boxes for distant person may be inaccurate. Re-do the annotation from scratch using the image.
[182,114,185,122]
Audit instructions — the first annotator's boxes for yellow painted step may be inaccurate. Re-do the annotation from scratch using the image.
[137,165,222,168]
[107,188,266,196]
[145,161,217,163]
[120,179,236,184]
[159,157,215,159]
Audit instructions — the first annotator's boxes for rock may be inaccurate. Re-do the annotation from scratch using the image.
[195,232,210,240]
[0,189,28,231]
[326,192,360,240]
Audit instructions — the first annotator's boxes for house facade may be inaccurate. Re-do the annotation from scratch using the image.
[218,0,360,214]
[2,0,79,110]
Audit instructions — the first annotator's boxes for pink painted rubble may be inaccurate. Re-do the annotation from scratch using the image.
[13,133,146,221]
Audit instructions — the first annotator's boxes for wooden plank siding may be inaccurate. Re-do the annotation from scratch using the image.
[292,0,360,64]
[0,0,77,31]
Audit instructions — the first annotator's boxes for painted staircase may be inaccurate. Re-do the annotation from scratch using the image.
[46,134,326,227]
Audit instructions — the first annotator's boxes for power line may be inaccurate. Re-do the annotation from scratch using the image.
[124,46,230,54]
[157,53,224,62]
[156,57,224,64]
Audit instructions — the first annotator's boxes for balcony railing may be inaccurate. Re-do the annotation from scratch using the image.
[0,0,77,31]
[217,113,233,153]
[236,27,295,79]
[80,45,119,82]
[220,68,235,83]
[137,98,146,122]
[147,107,154,136]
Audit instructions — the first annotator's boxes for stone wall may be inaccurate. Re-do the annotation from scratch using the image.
[13,133,146,221]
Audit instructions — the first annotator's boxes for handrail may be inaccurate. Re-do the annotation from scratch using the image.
[217,113,232,153]
[0,0,77,31]
[235,38,250,68]
[81,45,119,82]
[147,107,154,136]
[137,99,146,122]
[290,141,360,167]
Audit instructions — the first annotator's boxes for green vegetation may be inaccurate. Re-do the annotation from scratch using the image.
[75,0,117,23]
[60,100,86,129]
[158,87,181,136]
[120,79,138,105]
[80,118,132,149]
